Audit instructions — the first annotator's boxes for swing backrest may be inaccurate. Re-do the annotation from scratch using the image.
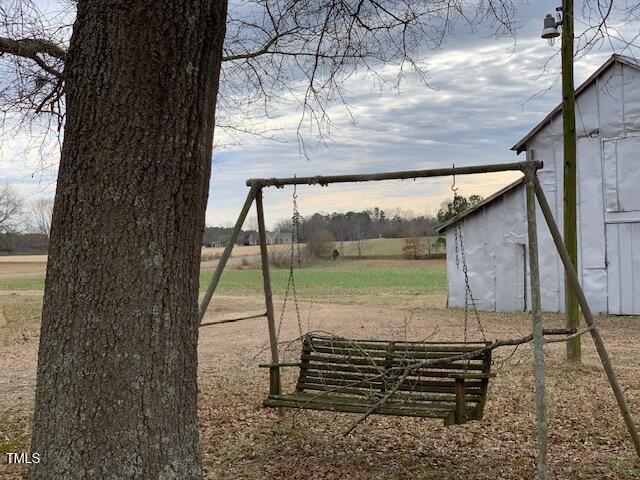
[291,334,493,422]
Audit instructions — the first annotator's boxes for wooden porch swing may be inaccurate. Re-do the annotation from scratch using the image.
[257,172,495,425]
[261,335,494,425]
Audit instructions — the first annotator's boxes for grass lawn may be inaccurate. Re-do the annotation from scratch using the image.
[0,277,44,291]
[0,260,447,298]
[202,260,446,297]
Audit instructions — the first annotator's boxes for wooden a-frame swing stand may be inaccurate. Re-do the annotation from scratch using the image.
[197,160,640,480]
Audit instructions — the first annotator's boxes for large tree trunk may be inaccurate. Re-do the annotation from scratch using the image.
[29,1,227,478]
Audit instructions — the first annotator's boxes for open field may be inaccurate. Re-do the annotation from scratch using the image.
[1,260,640,479]
[0,237,443,282]
[0,246,276,277]
[201,236,445,262]
[0,259,447,300]
[335,237,444,257]
[201,244,264,260]
[205,259,446,299]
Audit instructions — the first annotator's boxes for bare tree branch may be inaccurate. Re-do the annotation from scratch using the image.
[0,184,24,233]
[0,36,66,61]
[27,196,54,235]
[1,0,640,159]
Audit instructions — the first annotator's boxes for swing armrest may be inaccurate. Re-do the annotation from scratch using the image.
[449,372,496,379]
[258,362,302,368]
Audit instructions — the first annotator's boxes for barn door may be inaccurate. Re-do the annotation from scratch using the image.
[606,223,640,315]
[495,243,526,312]
[603,136,640,314]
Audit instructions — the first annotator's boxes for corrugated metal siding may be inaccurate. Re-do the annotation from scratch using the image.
[495,243,526,312]
[598,65,624,138]
[447,60,640,314]
[446,187,527,312]
[577,136,606,268]
[523,61,638,314]
[624,64,640,135]
[606,223,640,314]
[577,136,609,314]
[604,136,640,212]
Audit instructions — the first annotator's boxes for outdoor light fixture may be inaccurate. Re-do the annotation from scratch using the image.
[541,11,562,46]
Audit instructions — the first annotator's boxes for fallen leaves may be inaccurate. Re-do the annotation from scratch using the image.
[2,294,640,478]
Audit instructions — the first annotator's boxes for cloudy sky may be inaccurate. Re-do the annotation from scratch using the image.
[0,1,632,228]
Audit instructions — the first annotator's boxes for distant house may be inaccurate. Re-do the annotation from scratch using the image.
[211,233,232,248]
[267,229,293,245]
[438,54,640,315]
[243,232,259,246]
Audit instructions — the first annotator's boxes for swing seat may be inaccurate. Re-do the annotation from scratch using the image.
[262,335,494,425]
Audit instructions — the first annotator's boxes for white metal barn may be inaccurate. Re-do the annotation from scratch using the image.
[438,54,640,315]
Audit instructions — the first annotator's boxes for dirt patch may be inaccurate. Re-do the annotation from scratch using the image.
[200,254,262,270]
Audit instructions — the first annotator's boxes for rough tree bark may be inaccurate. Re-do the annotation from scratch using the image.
[29,1,228,478]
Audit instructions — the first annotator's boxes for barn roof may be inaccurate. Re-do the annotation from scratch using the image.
[436,177,525,233]
[511,54,640,154]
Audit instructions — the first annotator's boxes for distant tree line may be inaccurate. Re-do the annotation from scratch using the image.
[436,195,484,223]
[291,207,439,244]
[202,207,443,248]
[201,197,484,249]
[0,184,55,236]
[0,232,49,254]
[1,182,483,254]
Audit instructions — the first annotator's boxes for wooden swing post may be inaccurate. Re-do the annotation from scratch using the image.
[524,167,549,480]
[255,188,281,395]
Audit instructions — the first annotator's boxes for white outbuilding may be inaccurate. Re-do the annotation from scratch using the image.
[438,54,640,315]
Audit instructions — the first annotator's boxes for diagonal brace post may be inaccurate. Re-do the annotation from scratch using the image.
[198,187,258,323]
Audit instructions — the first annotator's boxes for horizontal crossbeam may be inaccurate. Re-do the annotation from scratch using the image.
[246,161,543,188]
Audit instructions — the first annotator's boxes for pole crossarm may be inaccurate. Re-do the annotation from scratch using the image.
[246,161,543,188]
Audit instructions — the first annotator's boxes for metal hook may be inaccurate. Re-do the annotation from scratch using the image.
[451,164,458,193]
[293,175,298,199]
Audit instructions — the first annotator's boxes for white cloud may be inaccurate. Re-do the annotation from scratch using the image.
[0,4,636,229]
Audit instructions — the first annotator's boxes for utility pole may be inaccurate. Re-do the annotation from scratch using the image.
[561,0,581,362]
[542,1,581,362]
